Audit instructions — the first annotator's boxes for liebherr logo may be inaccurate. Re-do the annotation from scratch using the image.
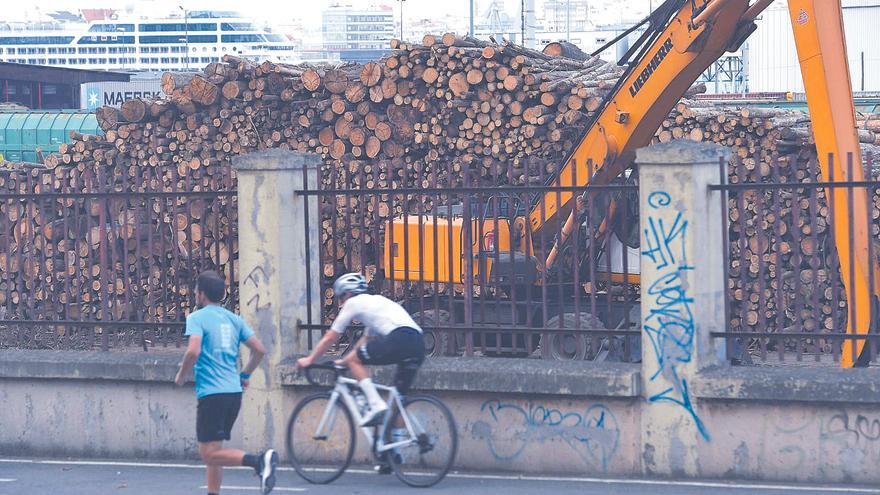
[628,37,675,97]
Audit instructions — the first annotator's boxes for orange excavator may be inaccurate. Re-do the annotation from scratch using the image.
[386,0,875,367]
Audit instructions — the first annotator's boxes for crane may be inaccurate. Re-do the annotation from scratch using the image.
[386,0,875,367]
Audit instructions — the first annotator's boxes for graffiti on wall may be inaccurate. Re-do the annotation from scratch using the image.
[470,400,620,471]
[641,191,709,441]
[772,410,880,478]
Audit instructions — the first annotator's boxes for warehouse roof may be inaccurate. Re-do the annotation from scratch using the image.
[0,62,130,85]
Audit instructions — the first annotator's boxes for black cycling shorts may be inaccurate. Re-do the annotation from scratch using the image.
[356,327,425,394]
[196,392,242,443]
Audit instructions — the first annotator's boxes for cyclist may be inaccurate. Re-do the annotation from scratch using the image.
[296,272,425,431]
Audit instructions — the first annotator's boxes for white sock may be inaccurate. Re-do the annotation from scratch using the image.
[359,378,386,410]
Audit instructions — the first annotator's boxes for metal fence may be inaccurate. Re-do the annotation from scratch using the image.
[713,153,880,366]
[298,159,642,361]
[0,164,237,351]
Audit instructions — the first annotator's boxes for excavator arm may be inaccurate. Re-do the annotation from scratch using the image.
[788,0,876,367]
[529,0,875,367]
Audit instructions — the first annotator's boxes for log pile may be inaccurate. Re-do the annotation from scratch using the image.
[657,103,880,350]
[6,33,879,351]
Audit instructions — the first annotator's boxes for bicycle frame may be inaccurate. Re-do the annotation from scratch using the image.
[313,374,421,455]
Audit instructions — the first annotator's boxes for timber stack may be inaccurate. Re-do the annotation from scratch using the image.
[9,33,880,349]
[657,102,880,351]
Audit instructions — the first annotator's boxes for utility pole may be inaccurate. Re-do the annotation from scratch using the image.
[566,0,571,41]
[469,0,475,36]
[179,5,189,71]
[399,0,406,40]
[116,27,126,70]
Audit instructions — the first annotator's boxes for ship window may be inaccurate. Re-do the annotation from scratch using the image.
[265,34,285,42]
[77,36,135,45]
[221,34,265,43]
[140,23,217,32]
[89,24,134,32]
[221,23,256,31]
[140,35,217,44]
[0,36,75,45]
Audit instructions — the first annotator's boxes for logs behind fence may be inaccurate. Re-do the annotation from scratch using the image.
[14,34,880,351]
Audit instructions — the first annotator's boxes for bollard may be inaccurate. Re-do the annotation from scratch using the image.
[231,149,321,451]
[636,140,729,476]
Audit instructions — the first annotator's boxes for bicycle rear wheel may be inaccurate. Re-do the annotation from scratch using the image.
[286,392,355,484]
[383,394,458,487]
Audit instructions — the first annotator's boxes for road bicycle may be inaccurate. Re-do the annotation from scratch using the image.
[286,362,458,487]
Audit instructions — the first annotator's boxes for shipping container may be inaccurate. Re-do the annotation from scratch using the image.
[0,110,101,163]
[80,78,162,110]
[747,0,880,93]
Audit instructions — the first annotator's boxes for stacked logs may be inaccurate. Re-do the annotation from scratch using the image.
[16,33,880,346]
[656,103,880,348]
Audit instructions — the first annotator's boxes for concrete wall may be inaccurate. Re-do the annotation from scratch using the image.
[4,350,880,484]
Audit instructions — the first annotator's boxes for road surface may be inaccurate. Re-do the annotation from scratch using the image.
[0,457,878,494]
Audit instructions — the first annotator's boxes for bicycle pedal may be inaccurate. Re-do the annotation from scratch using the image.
[374,464,393,475]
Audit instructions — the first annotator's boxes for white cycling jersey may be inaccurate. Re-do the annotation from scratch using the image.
[330,294,422,337]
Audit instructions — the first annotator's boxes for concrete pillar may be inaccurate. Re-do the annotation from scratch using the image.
[232,149,321,452]
[636,141,730,477]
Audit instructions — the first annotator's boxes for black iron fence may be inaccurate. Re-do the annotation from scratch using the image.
[0,164,237,351]
[713,153,880,366]
[298,159,642,361]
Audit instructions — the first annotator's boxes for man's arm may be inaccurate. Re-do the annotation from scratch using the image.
[297,331,342,369]
[239,335,266,389]
[175,335,202,386]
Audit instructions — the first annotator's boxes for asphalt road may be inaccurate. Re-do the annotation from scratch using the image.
[1,458,879,495]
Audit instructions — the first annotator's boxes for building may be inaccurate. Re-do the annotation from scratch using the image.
[541,0,590,34]
[746,0,880,93]
[0,61,129,109]
[322,4,394,63]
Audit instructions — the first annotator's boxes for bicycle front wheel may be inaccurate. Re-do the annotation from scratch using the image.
[286,392,355,484]
[384,394,458,487]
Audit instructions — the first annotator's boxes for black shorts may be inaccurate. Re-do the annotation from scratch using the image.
[356,327,425,394]
[196,392,242,443]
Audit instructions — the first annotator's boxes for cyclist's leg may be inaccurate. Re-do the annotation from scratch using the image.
[339,337,395,425]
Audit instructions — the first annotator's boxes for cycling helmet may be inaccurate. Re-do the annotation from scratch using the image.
[333,272,368,298]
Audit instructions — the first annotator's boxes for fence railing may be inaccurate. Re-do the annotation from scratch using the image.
[712,153,880,366]
[298,159,642,361]
[0,164,237,351]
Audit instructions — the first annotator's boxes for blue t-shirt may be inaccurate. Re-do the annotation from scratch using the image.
[184,304,255,399]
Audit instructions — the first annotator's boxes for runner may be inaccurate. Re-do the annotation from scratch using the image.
[175,270,278,495]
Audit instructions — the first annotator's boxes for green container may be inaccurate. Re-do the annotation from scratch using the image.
[0,110,101,163]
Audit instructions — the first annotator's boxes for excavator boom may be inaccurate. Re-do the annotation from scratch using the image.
[528,0,874,366]
[788,0,874,367]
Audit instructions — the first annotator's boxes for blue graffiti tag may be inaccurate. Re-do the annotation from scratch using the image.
[642,190,709,441]
[470,400,620,471]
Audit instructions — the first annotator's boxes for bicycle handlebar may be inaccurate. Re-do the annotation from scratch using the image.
[303,361,346,386]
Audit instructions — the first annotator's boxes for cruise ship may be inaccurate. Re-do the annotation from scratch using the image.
[0,10,299,72]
